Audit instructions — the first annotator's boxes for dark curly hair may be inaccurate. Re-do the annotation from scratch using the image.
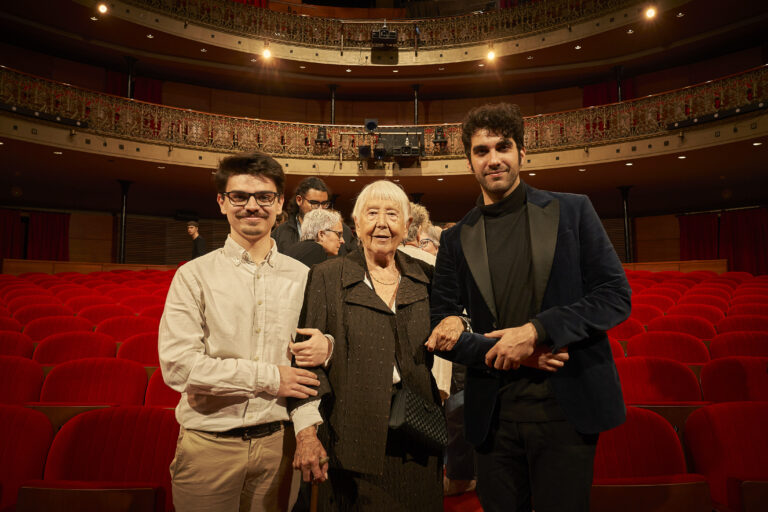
[214,152,285,195]
[287,176,330,215]
[461,103,525,160]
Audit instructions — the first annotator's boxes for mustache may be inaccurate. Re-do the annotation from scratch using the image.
[236,211,269,219]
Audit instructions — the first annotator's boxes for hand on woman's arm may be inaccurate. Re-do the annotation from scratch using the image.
[291,328,333,367]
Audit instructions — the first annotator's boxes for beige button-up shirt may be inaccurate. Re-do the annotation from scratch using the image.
[159,236,322,434]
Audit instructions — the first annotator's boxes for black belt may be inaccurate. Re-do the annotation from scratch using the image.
[211,421,285,440]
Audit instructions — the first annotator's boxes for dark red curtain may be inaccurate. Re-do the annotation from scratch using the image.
[582,79,636,107]
[0,209,25,260]
[105,70,127,96]
[679,213,720,261]
[719,208,768,275]
[27,212,70,261]
[134,77,163,104]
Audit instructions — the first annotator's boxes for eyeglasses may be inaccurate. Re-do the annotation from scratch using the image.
[222,190,279,207]
[322,229,343,239]
[302,197,332,209]
[419,238,439,249]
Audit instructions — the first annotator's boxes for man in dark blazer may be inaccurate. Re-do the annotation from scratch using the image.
[427,103,631,512]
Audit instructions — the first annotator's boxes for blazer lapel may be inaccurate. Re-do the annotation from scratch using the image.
[460,211,498,322]
[395,251,429,307]
[528,194,559,313]
[341,249,394,315]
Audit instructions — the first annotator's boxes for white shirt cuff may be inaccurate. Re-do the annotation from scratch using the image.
[291,402,323,437]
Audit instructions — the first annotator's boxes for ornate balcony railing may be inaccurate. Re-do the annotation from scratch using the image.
[127,0,636,50]
[0,65,766,160]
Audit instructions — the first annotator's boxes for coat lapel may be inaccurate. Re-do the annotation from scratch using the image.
[341,249,393,315]
[527,190,559,313]
[460,211,498,322]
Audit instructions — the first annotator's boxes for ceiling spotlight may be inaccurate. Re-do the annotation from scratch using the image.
[146,34,154,39]
[627,29,634,34]
[392,69,399,73]
[645,7,657,19]
[0,141,4,145]
[574,45,582,50]
[97,3,108,14]
[157,166,165,169]
[393,179,400,182]
[527,55,534,60]
[437,178,444,181]
[753,142,763,146]
[528,172,536,176]
[678,155,687,159]
[578,168,586,172]
[90,16,98,21]
[438,67,445,71]
[349,178,356,182]
[487,50,495,61]
[625,162,633,166]
[676,12,685,18]
[346,68,351,73]
[299,65,306,69]
[53,151,63,155]
[262,48,271,59]
[478,63,485,67]
[251,58,257,62]
[200,48,207,53]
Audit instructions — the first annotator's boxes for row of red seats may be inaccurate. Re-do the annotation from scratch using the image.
[0,314,159,341]
[0,331,159,365]
[609,330,768,360]
[0,356,179,408]
[4,402,767,512]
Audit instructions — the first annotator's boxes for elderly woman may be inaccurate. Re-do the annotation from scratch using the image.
[289,180,443,511]
[283,208,345,267]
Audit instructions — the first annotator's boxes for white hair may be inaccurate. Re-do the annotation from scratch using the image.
[352,180,411,227]
[300,208,342,241]
[406,202,430,243]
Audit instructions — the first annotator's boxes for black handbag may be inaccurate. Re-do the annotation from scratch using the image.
[388,385,447,454]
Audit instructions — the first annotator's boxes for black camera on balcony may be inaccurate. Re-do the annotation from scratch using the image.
[371,28,398,46]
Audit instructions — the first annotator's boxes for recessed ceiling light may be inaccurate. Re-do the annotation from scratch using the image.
[0,141,4,145]
[478,63,485,67]
[625,162,633,166]
[678,155,686,159]
[262,48,271,59]
[578,168,586,172]
[346,68,351,73]
[299,65,306,69]
[90,16,98,21]
[438,67,445,71]
[487,50,495,61]
[146,34,154,39]
[53,151,63,155]
[753,142,763,146]
[676,12,685,18]
[392,69,399,73]
[528,172,536,176]
[251,58,257,62]
[97,3,108,14]
[200,48,207,53]
[157,166,166,169]
[574,45,582,50]
[393,179,400,182]
[527,55,534,60]
[645,7,656,19]
[437,178,444,181]
[627,29,634,34]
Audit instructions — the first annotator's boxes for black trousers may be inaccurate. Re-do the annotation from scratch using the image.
[474,417,598,512]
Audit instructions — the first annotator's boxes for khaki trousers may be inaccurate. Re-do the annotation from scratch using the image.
[170,425,300,512]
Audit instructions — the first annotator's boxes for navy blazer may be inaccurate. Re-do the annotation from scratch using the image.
[430,184,631,445]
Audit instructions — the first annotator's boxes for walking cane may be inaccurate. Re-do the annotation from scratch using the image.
[310,456,329,512]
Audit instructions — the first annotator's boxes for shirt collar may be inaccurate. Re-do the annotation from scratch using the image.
[477,180,527,218]
[223,235,278,267]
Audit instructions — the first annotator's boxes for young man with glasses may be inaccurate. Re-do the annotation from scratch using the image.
[159,152,334,512]
[272,177,332,252]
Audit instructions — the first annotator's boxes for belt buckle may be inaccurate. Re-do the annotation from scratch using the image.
[241,430,253,441]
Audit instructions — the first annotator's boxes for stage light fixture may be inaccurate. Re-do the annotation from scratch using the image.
[645,7,656,19]
[262,48,271,59]
[97,3,108,14]
[487,50,495,61]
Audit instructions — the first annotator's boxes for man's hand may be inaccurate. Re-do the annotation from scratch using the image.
[276,366,320,398]
[484,322,538,370]
[291,328,332,367]
[425,316,465,352]
[520,347,569,372]
[293,426,328,483]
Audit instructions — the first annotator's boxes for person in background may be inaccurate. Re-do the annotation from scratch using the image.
[417,224,442,257]
[186,221,207,259]
[283,208,345,267]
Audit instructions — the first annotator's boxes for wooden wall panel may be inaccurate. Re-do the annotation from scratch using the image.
[602,218,627,263]
[161,82,212,113]
[69,212,114,263]
[634,214,680,262]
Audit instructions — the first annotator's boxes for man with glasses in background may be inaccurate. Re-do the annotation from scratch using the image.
[159,152,334,512]
[273,176,354,254]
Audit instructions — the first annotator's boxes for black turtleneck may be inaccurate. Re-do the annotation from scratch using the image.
[479,181,563,422]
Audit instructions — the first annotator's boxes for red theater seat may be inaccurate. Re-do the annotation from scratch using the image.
[63,294,116,312]
[609,338,625,358]
[666,304,725,324]
[720,271,754,282]
[119,294,166,314]
[729,303,768,316]
[614,357,703,404]
[709,331,768,358]
[685,287,732,302]
[647,315,717,340]
[117,332,160,365]
[716,315,768,333]
[18,406,179,512]
[6,294,62,312]
[144,369,181,408]
[0,316,22,332]
[629,304,664,325]
[700,357,768,402]
[54,287,102,302]
[638,287,682,301]
[23,316,94,341]
[39,358,147,405]
[686,402,768,512]
[139,304,166,319]
[626,332,710,365]
[33,332,116,365]
[730,294,768,306]
[632,294,676,312]
[13,304,74,325]
[0,356,43,404]
[608,317,645,341]
[0,331,35,358]
[77,304,134,324]
[678,294,729,313]
[2,287,52,304]
[0,405,53,511]
[95,315,159,342]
